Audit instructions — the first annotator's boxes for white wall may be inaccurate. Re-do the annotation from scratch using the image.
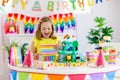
[0,14,4,80]
[91,0,120,42]
[75,0,120,54]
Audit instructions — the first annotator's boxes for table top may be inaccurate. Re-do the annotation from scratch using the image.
[8,63,120,75]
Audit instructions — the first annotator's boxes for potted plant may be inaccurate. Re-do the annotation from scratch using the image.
[86,17,114,48]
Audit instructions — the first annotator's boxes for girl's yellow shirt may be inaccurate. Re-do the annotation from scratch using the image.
[32,37,60,54]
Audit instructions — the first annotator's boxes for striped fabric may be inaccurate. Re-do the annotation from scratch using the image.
[39,44,58,61]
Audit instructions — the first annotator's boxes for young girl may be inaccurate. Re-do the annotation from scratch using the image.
[30,16,61,60]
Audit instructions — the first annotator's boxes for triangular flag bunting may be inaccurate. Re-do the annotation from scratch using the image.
[25,16,30,23]
[68,74,86,80]
[14,13,19,22]
[53,14,57,19]
[106,71,116,80]
[10,70,17,80]
[89,73,104,80]
[7,13,13,20]
[18,72,29,80]
[48,74,65,80]
[31,17,35,24]
[30,73,46,80]
[20,14,25,20]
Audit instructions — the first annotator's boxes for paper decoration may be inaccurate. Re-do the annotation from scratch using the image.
[58,14,64,32]
[106,71,115,80]
[88,0,95,6]
[24,23,34,34]
[31,73,46,80]
[50,13,76,33]
[15,47,22,65]
[77,0,84,8]
[35,17,40,23]
[96,0,103,4]
[2,0,9,6]
[23,50,33,67]
[96,50,105,67]
[9,69,118,80]
[14,13,18,22]
[68,74,86,80]
[24,16,30,33]
[25,16,30,23]
[47,1,54,11]
[18,72,29,80]
[7,13,13,21]
[21,0,28,10]
[48,74,65,80]
[30,17,36,24]
[10,47,22,66]
[32,1,42,11]
[50,14,58,32]
[1,0,109,13]
[89,73,104,80]
[10,47,15,66]
[12,0,19,7]
[10,70,17,80]
[5,13,76,34]
[20,14,25,21]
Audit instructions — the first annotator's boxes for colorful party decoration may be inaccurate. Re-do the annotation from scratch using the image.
[7,13,13,20]
[4,21,17,34]
[9,69,118,80]
[32,0,42,11]
[58,14,64,32]
[30,17,36,24]
[13,13,18,22]
[48,74,65,80]
[96,49,105,67]
[47,1,54,11]
[12,0,19,7]
[10,70,17,80]
[18,72,29,80]
[88,0,95,6]
[21,0,28,10]
[68,74,86,80]
[31,73,46,80]
[20,14,25,21]
[5,13,76,34]
[10,47,22,66]
[96,0,103,4]
[2,0,9,6]
[50,13,76,33]
[89,73,104,80]
[1,0,109,13]
[23,50,33,67]
[10,47,15,66]
[106,71,116,80]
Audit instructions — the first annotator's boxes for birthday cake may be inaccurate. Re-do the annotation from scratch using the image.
[32,34,86,69]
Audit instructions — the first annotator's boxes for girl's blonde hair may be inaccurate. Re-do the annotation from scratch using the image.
[35,16,57,40]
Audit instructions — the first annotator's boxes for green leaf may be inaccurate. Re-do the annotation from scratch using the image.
[87,17,114,45]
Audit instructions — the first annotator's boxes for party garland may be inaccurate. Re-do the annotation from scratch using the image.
[5,13,76,34]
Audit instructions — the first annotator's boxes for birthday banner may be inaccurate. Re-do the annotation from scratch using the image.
[5,12,76,34]
[0,0,109,14]
[10,70,117,80]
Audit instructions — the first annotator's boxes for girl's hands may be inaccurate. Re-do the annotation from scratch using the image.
[33,54,39,60]
[54,40,61,50]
